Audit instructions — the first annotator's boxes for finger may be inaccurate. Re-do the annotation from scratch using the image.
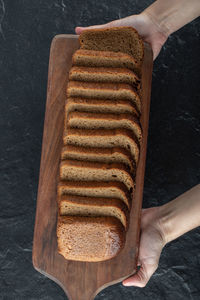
[122,262,158,288]
[123,265,148,287]
[151,43,161,61]
[75,18,124,35]
[75,24,108,35]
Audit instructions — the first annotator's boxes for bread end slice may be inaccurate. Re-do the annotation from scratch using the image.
[79,26,144,65]
[57,215,126,262]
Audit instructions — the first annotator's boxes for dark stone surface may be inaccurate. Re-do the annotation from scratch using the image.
[0,0,199,299]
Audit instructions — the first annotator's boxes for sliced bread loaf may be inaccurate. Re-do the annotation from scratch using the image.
[66,81,141,113]
[57,181,132,210]
[59,159,135,192]
[79,26,144,65]
[67,111,142,144]
[63,128,140,165]
[57,215,125,262]
[65,97,139,117]
[72,49,141,77]
[69,66,140,90]
[58,194,129,230]
[61,145,135,172]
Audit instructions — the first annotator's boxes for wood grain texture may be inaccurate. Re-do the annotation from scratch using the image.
[32,34,153,300]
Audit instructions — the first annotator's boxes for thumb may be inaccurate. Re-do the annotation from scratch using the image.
[75,20,121,35]
[122,261,158,288]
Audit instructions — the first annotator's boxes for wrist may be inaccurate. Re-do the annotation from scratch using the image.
[156,204,174,245]
[142,0,200,37]
[140,9,170,39]
[156,184,200,245]
[141,206,170,247]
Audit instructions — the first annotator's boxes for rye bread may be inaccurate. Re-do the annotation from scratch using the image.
[79,26,144,65]
[59,159,135,192]
[72,49,141,77]
[69,66,140,90]
[58,194,129,230]
[63,128,140,165]
[57,181,132,210]
[61,145,135,172]
[67,111,142,144]
[57,215,125,262]
[65,97,139,117]
[66,81,141,113]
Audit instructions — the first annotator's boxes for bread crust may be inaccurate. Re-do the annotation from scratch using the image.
[61,145,136,173]
[63,127,140,164]
[57,180,132,210]
[67,111,142,144]
[69,65,140,90]
[58,194,130,230]
[59,159,135,192]
[72,49,142,76]
[66,81,141,113]
[65,97,140,117]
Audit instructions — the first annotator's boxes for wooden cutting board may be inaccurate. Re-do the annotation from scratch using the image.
[32,34,153,300]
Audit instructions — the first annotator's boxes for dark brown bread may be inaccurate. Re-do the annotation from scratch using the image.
[58,194,129,230]
[57,215,125,262]
[65,97,139,117]
[61,145,135,173]
[67,111,142,144]
[63,128,140,165]
[57,26,145,262]
[79,26,144,65]
[72,49,141,77]
[69,66,140,90]
[66,81,141,113]
[57,181,132,210]
[59,159,135,192]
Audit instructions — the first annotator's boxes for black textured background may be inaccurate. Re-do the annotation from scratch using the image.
[0,0,200,299]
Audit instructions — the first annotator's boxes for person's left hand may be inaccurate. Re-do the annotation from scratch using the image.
[123,207,166,287]
[75,12,168,60]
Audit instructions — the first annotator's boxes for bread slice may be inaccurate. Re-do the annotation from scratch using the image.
[58,194,129,230]
[67,111,142,144]
[65,97,139,117]
[60,160,135,192]
[72,49,141,77]
[66,81,141,113]
[61,145,135,173]
[69,66,140,90]
[79,26,144,65]
[57,215,125,262]
[63,128,140,165]
[57,181,132,210]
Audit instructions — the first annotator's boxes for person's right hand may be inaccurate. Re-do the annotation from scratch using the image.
[123,206,167,287]
[75,12,169,60]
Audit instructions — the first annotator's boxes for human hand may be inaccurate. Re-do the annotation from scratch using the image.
[123,184,200,287]
[123,206,166,287]
[75,12,169,60]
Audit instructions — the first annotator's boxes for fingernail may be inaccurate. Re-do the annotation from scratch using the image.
[123,282,132,286]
